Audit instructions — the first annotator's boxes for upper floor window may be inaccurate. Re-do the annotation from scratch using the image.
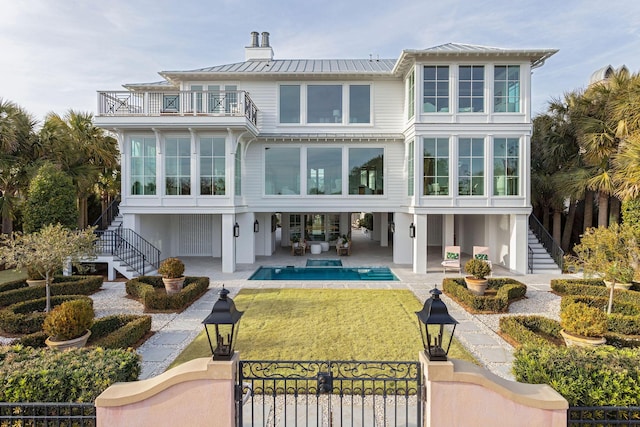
[280,85,300,123]
[265,147,300,195]
[494,66,520,112]
[423,137,449,196]
[423,66,449,113]
[131,137,156,195]
[165,137,191,195]
[199,137,225,195]
[348,148,384,195]
[349,85,370,124]
[407,70,415,119]
[458,137,484,195]
[493,138,520,195]
[458,66,484,113]
[407,140,414,196]
[308,85,342,123]
[307,148,342,195]
[235,150,242,196]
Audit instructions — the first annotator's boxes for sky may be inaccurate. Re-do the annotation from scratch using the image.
[1,0,639,123]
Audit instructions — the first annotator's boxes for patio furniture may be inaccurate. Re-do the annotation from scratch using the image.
[441,246,461,273]
[473,246,493,276]
[336,241,351,256]
[291,242,306,256]
[309,243,322,254]
[320,241,330,252]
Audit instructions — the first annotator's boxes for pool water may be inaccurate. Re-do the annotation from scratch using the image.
[306,259,343,267]
[248,266,398,281]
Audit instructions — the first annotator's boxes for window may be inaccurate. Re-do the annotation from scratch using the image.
[308,85,342,123]
[407,70,415,119]
[408,140,414,196]
[131,137,156,195]
[493,138,519,195]
[494,66,520,112]
[307,148,342,195]
[191,85,204,113]
[348,148,384,195]
[423,66,449,112]
[289,214,302,242]
[423,138,449,196]
[265,147,300,195]
[349,85,370,123]
[458,138,484,196]
[458,66,484,113]
[165,137,191,195]
[199,137,225,195]
[235,150,241,196]
[279,85,300,123]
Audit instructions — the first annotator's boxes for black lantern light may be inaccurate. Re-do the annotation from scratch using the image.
[202,286,244,360]
[416,286,458,361]
[233,222,240,238]
[409,223,416,239]
[254,219,259,233]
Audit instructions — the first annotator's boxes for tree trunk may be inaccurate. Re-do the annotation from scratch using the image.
[553,209,562,244]
[78,197,88,229]
[561,199,577,252]
[609,196,621,225]
[583,190,594,231]
[598,191,609,227]
[1,215,12,235]
[543,207,550,231]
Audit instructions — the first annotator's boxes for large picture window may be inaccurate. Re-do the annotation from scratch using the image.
[307,148,342,195]
[458,66,484,113]
[423,66,449,113]
[199,137,225,195]
[458,138,484,196]
[279,85,300,123]
[407,70,415,119]
[165,137,191,195]
[408,140,414,196]
[308,85,342,123]
[423,138,449,196]
[348,148,384,195]
[265,147,300,195]
[131,137,156,195]
[349,85,370,124]
[493,138,519,195]
[494,66,520,112]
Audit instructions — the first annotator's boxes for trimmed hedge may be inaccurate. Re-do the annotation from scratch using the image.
[0,295,93,334]
[560,295,640,336]
[126,276,209,311]
[551,278,640,303]
[442,277,527,313]
[17,314,152,349]
[499,315,561,348]
[0,345,140,402]
[513,345,640,406]
[0,275,103,308]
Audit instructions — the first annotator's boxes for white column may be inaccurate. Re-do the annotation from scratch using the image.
[380,214,389,247]
[442,214,455,252]
[393,213,412,265]
[510,214,528,274]
[221,214,236,273]
[413,214,428,274]
[235,213,256,264]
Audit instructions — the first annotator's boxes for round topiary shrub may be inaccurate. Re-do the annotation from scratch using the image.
[43,299,94,341]
[560,301,607,338]
[158,257,185,279]
[464,258,492,280]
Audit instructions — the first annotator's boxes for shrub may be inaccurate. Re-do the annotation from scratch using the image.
[0,346,140,402]
[43,299,94,341]
[442,277,526,313]
[499,315,561,348]
[561,295,640,336]
[0,295,92,334]
[0,275,103,308]
[126,276,209,311]
[464,258,491,279]
[513,345,640,406]
[560,301,607,338]
[158,257,185,278]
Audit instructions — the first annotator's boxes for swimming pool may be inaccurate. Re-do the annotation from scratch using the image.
[306,259,343,267]
[248,266,398,281]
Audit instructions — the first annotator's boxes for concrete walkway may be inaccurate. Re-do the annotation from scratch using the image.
[88,228,567,380]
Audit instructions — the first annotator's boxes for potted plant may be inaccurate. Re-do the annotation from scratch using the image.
[26,266,46,287]
[559,301,607,347]
[44,299,94,350]
[464,258,492,296]
[566,223,640,314]
[158,257,185,295]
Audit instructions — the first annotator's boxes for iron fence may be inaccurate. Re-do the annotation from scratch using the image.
[569,406,640,426]
[0,402,96,426]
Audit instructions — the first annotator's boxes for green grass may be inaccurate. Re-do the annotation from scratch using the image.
[0,269,26,284]
[169,288,476,369]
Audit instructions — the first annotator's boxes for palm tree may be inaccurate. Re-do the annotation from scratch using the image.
[40,110,119,228]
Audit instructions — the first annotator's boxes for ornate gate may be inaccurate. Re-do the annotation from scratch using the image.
[237,360,422,427]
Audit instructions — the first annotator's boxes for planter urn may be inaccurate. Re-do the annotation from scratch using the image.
[45,330,91,351]
[465,276,489,296]
[163,276,185,295]
[560,329,606,347]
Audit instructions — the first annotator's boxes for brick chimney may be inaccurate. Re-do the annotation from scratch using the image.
[245,31,274,61]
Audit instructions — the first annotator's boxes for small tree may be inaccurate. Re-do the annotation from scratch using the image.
[23,162,78,233]
[0,223,97,312]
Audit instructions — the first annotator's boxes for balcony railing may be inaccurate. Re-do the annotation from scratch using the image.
[97,90,258,126]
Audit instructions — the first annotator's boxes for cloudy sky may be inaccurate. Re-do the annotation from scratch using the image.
[1,0,639,122]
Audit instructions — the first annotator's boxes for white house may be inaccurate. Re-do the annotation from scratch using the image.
[94,31,557,276]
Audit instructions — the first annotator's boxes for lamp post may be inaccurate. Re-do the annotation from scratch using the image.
[254,219,259,233]
[409,223,416,239]
[202,286,243,360]
[416,287,457,361]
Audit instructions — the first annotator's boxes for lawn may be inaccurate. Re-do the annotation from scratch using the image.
[169,288,475,368]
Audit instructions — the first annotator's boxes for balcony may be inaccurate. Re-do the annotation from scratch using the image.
[97,90,258,126]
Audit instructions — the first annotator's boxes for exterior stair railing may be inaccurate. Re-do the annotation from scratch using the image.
[94,227,160,276]
[92,195,121,231]
[528,214,564,271]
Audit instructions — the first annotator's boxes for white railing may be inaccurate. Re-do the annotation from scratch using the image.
[97,90,258,125]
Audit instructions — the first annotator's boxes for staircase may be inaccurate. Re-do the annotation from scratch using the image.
[528,215,563,274]
[92,197,160,280]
